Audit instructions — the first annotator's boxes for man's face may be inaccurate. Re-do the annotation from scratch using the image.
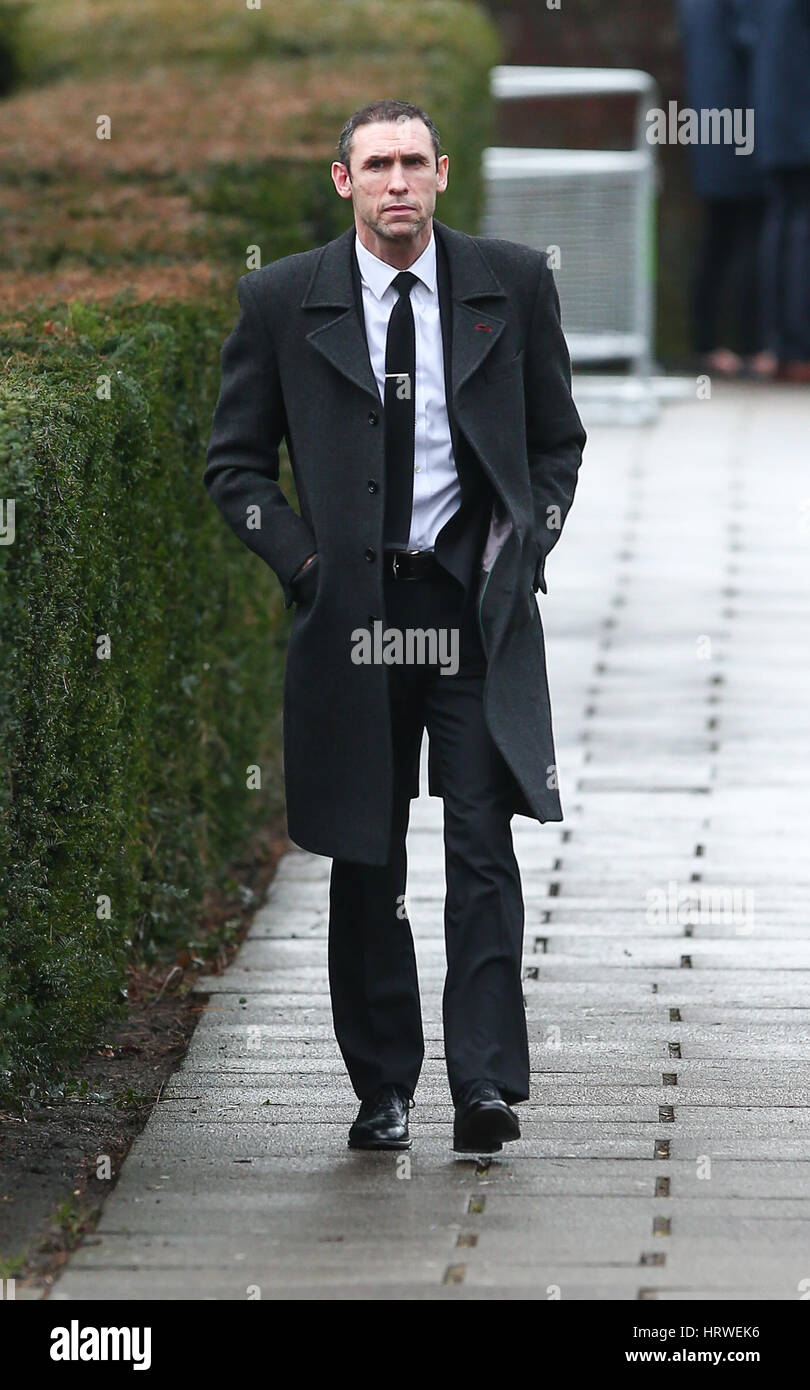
[332,118,449,242]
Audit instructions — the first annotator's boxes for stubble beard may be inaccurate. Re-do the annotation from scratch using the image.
[363,206,431,241]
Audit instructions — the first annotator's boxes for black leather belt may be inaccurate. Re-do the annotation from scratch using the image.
[384,548,442,581]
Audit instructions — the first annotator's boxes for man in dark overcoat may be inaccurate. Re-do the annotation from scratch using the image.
[204,98,586,1153]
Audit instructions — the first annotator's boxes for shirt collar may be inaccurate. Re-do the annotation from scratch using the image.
[354,225,437,300]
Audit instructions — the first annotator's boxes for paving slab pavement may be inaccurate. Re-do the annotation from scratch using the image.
[51,384,810,1300]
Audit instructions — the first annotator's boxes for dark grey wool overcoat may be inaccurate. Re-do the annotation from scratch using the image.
[204,217,586,866]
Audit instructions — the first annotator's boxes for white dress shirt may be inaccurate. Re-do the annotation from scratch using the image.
[354,228,461,551]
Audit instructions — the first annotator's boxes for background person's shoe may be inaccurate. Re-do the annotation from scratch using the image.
[697,348,744,378]
[782,361,810,384]
[747,350,779,380]
[453,1079,521,1153]
[348,1083,413,1150]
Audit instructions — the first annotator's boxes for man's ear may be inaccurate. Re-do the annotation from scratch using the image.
[331,161,353,200]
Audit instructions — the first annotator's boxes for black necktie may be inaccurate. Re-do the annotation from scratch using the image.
[383,270,418,548]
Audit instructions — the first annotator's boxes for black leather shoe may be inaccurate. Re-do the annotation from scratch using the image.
[348,1083,413,1150]
[453,1080,521,1153]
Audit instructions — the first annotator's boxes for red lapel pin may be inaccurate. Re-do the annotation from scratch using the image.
[474,323,493,332]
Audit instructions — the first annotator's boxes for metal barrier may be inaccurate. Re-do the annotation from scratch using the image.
[481,66,660,421]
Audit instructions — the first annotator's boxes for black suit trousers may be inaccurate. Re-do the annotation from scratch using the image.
[327,565,531,1107]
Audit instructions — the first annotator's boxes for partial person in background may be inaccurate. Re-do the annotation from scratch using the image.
[742,0,810,383]
[677,0,766,378]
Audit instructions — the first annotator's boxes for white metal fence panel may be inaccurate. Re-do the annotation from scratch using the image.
[481,66,659,416]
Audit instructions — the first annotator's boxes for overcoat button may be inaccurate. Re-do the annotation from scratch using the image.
[364,548,376,562]
[368,411,379,425]
[367,479,378,493]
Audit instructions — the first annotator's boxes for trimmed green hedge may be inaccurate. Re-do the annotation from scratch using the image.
[0,0,502,1105]
[10,0,499,90]
[0,297,291,1101]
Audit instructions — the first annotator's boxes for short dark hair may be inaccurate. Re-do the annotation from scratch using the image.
[337,99,441,175]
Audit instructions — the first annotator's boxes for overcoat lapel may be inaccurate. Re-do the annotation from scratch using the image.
[301,218,509,418]
[301,218,520,590]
